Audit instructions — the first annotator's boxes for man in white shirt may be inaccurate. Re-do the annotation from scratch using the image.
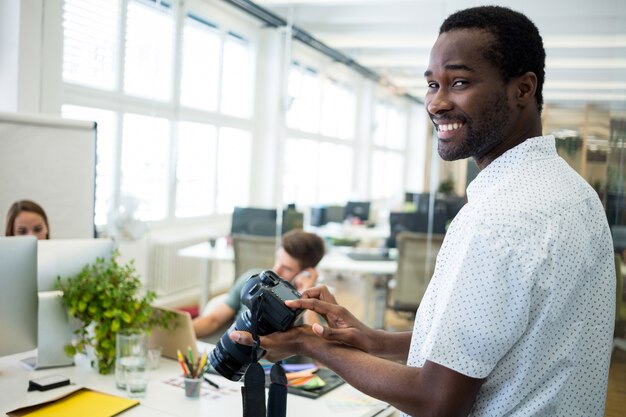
[230,6,616,416]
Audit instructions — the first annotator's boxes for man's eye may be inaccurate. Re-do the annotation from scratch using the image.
[452,80,467,87]
[427,82,438,89]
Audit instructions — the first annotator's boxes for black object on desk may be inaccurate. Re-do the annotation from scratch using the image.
[28,374,70,391]
[346,251,394,262]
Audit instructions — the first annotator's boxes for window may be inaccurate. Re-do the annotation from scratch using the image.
[371,101,407,199]
[176,121,217,218]
[287,64,321,133]
[120,113,170,221]
[320,79,355,139]
[221,33,254,118]
[61,0,256,228]
[62,0,121,90]
[180,16,220,111]
[61,105,117,226]
[216,127,252,212]
[283,62,357,206]
[123,1,174,101]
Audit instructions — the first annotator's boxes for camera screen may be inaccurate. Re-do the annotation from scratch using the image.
[271,284,300,302]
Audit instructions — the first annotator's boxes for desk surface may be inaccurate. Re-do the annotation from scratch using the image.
[178,242,397,276]
[0,345,393,417]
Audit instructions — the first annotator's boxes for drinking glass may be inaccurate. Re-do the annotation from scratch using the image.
[115,329,148,391]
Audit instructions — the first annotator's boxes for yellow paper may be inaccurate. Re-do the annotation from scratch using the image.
[20,389,138,417]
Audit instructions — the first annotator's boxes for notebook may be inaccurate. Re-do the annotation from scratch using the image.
[7,388,138,417]
[149,306,199,361]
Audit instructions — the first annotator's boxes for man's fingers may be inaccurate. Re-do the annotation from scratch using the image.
[286,297,343,317]
[300,285,337,303]
[310,323,361,348]
[229,330,254,346]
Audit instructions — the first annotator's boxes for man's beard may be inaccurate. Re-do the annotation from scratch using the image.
[437,90,512,162]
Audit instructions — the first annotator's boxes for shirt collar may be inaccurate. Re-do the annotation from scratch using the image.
[466,135,557,201]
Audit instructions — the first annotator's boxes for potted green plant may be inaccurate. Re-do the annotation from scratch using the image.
[437,177,456,196]
[55,249,174,374]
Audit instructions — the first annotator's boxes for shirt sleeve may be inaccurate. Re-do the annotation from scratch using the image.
[421,223,534,378]
[223,269,261,312]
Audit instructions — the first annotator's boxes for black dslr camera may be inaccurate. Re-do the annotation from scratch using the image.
[208,270,303,381]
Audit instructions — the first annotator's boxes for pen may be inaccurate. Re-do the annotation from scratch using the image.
[203,376,220,389]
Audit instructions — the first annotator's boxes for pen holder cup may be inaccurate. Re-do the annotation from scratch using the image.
[184,377,202,399]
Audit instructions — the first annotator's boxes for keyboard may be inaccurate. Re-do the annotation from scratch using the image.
[346,252,394,262]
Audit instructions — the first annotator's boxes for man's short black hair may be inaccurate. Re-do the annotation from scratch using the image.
[440,6,546,112]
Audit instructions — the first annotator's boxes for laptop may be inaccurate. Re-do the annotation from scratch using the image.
[149,306,200,361]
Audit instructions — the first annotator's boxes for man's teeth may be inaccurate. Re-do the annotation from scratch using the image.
[439,123,463,132]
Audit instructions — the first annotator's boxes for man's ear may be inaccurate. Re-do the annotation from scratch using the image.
[515,71,538,107]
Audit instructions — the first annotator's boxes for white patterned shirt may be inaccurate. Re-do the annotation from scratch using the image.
[406,136,615,417]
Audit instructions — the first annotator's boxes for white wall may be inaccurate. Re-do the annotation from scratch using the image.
[0,0,19,112]
[0,112,96,238]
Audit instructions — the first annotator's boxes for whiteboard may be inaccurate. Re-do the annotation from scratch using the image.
[0,112,97,238]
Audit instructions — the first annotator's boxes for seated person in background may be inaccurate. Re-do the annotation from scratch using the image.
[193,229,326,339]
[5,199,50,240]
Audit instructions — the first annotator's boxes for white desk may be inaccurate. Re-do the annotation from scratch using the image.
[178,240,234,311]
[307,223,389,247]
[0,347,394,417]
[177,241,397,328]
[318,248,397,329]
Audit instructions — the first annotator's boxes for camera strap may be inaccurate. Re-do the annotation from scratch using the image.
[241,296,288,417]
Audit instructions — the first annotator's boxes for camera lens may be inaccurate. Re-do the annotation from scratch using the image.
[208,310,264,381]
[208,271,302,381]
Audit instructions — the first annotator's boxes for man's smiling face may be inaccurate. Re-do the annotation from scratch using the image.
[424,29,515,163]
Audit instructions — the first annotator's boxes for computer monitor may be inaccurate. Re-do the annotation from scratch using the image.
[0,236,38,357]
[22,238,115,369]
[37,238,116,291]
[387,212,419,249]
[282,209,304,234]
[344,201,371,223]
[325,205,346,223]
[231,206,278,237]
[309,205,345,227]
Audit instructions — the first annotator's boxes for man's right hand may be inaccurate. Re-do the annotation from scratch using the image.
[285,285,378,354]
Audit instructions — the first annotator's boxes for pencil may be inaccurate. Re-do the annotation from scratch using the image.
[176,349,189,377]
[197,351,207,378]
[187,346,194,364]
[183,355,195,377]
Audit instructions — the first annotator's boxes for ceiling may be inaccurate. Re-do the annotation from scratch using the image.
[252,0,626,122]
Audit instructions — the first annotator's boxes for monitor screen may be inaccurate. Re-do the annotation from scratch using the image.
[0,236,38,356]
[325,205,346,224]
[37,238,115,291]
[344,201,370,223]
[387,209,447,248]
[231,206,278,237]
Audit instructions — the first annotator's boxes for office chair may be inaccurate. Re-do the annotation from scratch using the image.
[388,231,444,318]
[231,234,278,282]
